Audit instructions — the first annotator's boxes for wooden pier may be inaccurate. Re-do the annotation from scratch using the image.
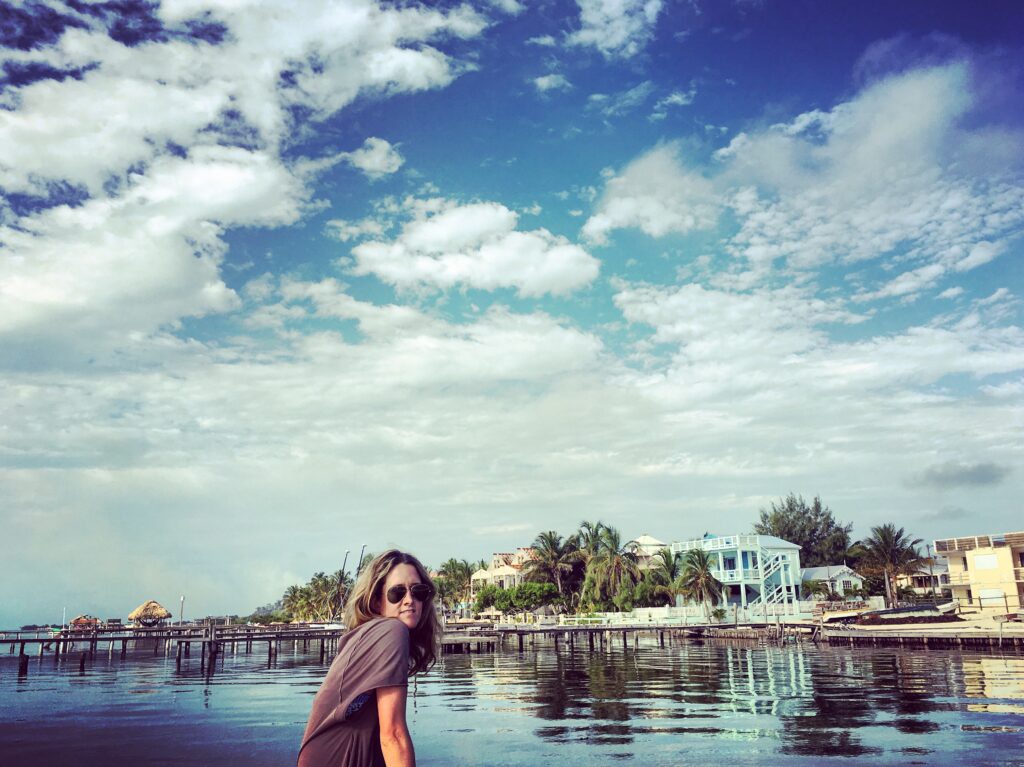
[820,626,1024,649]
[5,621,1020,679]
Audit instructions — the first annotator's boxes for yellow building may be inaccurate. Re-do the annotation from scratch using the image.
[934,531,1024,612]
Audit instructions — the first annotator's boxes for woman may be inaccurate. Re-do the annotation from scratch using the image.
[298,550,439,767]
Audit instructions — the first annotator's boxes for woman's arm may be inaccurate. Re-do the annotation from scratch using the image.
[377,685,415,767]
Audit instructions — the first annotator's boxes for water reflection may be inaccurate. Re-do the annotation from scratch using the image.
[5,634,1024,766]
[426,635,1024,762]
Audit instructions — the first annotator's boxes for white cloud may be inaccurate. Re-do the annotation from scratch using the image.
[587,80,655,117]
[568,0,664,59]
[349,199,600,296]
[938,286,964,299]
[582,143,719,244]
[590,62,1024,304]
[533,74,572,93]
[0,0,487,362]
[650,86,697,120]
[527,35,558,47]
[338,137,405,179]
[326,217,387,242]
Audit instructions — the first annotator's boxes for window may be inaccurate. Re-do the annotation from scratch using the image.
[974,554,998,570]
[842,580,853,591]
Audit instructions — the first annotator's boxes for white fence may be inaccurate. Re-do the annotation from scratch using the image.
[557,597,887,627]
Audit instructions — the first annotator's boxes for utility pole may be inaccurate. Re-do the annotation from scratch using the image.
[356,543,367,576]
[179,595,185,626]
[337,549,350,619]
[926,544,935,600]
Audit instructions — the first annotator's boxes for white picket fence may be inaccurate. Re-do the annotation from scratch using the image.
[558,598,886,627]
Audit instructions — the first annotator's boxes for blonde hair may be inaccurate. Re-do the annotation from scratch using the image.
[344,549,439,675]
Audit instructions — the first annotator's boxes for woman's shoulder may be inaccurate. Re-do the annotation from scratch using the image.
[357,617,409,642]
[350,614,409,643]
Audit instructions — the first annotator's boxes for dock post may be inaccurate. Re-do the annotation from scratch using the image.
[588,631,594,651]
[518,633,524,652]
[121,639,127,658]
[19,651,29,677]
[79,653,86,673]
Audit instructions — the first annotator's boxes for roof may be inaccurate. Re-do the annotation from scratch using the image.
[633,534,667,547]
[128,600,172,621]
[800,565,859,581]
[755,535,801,550]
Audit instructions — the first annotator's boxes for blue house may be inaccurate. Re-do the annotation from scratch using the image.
[670,533,802,611]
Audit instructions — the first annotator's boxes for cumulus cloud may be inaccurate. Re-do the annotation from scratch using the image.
[0,0,487,362]
[348,198,600,296]
[583,143,719,244]
[533,73,572,93]
[586,61,1024,304]
[567,0,664,59]
[338,137,405,179]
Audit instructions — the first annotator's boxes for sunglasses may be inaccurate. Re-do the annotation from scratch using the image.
[386,584,434,604]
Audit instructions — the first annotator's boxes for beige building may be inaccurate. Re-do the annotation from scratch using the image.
[934,531,1024,611]
[470,547,535,595]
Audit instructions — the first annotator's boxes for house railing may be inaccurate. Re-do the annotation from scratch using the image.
[673,535,764,553]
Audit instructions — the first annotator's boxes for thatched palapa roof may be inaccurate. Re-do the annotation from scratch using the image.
[129,600,172,626]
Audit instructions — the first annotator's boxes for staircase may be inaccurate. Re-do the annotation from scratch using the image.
[746,549,792,607]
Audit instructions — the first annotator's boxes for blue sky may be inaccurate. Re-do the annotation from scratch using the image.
[2,0,1023,626]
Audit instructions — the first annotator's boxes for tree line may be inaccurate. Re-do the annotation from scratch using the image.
[255,494,932,622]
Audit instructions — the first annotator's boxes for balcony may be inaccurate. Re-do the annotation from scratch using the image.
[673,535,769,553]
[713,568,764,583]
[946,572,972,586]
[1016,567,1024,582]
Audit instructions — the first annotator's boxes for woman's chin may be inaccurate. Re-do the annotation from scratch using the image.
[397,613,419,630]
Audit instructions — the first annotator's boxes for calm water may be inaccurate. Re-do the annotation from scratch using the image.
[2,636,1023,766]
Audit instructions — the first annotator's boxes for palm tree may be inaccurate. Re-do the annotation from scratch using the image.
[587,526,641,611]
[678,548,724,622]
[801,579,831,600]
[650,547,682,586]
[857,524,923,608]
[439,558,474,616]
[576,520,606,562]
[522,531,577,605]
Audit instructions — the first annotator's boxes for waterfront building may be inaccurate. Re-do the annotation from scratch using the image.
[895,560,950,598]
[470,547,535,596]
[670,533,802,611]
[628,533,669,569]
[798,565,864,598]
[934,530,1024,611]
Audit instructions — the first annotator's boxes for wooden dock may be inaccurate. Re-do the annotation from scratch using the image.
[821,626,1024,649]
[6,621,1020,678]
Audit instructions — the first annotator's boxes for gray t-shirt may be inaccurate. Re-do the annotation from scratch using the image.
[298,618,410,767]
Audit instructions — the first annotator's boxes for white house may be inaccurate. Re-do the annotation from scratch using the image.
[629,533,669,569]
[670,533,802,612]
[470,548,534,596]
[799,565,864,598]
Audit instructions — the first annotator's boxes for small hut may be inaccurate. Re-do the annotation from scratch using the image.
[69,615,100,631]
[129,600,173,628]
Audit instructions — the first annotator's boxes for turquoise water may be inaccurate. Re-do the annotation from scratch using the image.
[2,636,1023,765]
